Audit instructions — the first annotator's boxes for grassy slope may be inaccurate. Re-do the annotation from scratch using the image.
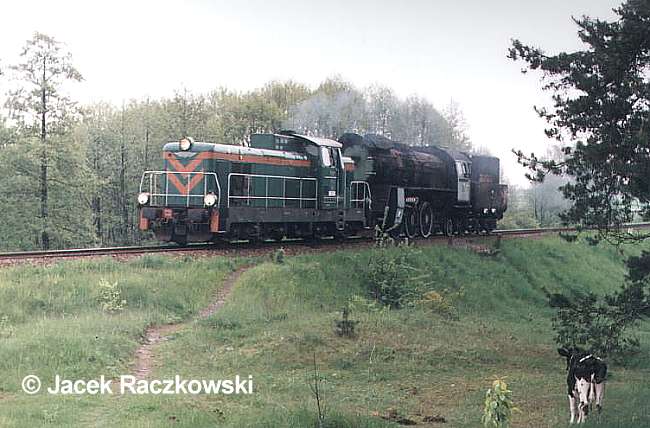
[0,238,648,427]
[153,238,650,427]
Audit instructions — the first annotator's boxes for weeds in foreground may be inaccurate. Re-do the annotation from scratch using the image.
[417,290,462,320]
[271,248,286,264]
[308,353,327,427]
[0,315,13,338]
[97,278,126,313]
[482,378,516,427]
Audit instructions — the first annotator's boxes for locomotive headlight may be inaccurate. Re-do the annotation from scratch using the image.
[483,208,489,214]
[179,137,193,151]
[491,208,497,213]
[204,193,217,207]
[137,192,150,206]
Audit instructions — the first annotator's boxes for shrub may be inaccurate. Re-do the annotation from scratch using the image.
[271,248,285,264]
[482,378,516,428]
[364,244,424,308]
[417,290,462,320]
[334,307,359,338]
[97,278,126,313]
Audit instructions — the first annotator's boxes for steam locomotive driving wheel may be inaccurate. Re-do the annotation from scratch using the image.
[419,202,433,238]
[444,217,455,237]
[404,207,419,239]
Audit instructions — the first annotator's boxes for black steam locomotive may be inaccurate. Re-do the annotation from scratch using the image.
[137,131,507,243]
[339,133,508,238]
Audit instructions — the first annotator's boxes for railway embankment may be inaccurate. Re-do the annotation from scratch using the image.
[0,237,648,427]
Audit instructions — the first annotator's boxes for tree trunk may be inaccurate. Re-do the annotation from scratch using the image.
[120,108,129,243]
[93,195,102,242]
[40,56,49,250]
[144,99,150,168]
[92,144,102,243]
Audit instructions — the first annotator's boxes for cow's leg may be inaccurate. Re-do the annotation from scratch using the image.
[578,400,589,423]
[594,381,605,414]
[576,378,591,423]
[569,394,577,424]
[589,380,595,412]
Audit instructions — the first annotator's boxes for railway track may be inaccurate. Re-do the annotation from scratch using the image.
[0,243,214,260]
[497,221,650,236]
[1,222,649,261]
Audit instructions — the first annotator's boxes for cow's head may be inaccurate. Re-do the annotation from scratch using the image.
[557,347,587,370]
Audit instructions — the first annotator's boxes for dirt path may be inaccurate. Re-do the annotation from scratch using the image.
[131,266,250,380]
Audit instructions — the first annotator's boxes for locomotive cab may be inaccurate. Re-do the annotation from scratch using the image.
[316,144,345,210]
[455,160,471,203]
[470,155,507,231]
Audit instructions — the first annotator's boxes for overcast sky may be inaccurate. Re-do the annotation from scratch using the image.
[0,0,619,185]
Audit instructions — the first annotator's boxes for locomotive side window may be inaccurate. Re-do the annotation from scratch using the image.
[456,161,470,178]
[321,146,332,167]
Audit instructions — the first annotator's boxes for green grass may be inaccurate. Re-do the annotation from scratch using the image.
[0,238,649,427]
[0,254,242,426]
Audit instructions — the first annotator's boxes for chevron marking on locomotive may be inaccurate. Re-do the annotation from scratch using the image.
[165,154,206,195]
[166,174,205,195]
[165,154,205,172]
[167,156,203,195]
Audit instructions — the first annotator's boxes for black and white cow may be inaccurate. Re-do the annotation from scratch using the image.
[558,347,607,424]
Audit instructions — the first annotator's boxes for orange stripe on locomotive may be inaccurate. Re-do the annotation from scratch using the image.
[163,150,312,196]
[165,151,311,168]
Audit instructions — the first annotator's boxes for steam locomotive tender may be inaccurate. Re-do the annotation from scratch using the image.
[137,132,507,244]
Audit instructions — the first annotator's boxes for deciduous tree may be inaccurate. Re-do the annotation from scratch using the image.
[5,33,83,249]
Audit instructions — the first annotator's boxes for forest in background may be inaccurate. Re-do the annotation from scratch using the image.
[0,33,564,251]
